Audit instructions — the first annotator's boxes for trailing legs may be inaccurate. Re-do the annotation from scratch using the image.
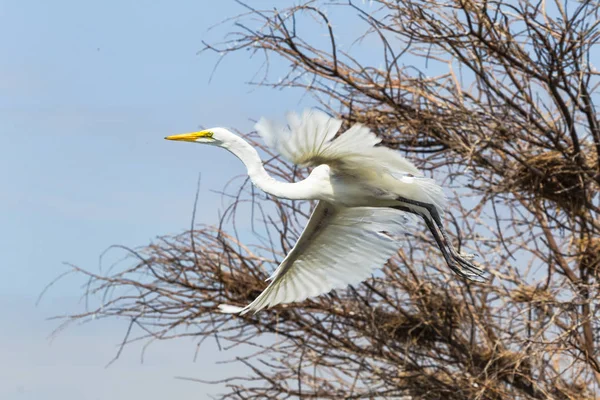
[393,196,485,280]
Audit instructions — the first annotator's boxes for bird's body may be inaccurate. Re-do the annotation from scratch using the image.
[166,109,484,314]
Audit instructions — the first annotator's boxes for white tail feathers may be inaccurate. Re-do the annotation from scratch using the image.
[396,175,447,216]
[413,176,447,215]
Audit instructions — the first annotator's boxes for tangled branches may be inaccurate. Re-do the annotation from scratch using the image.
[55,0,600,398]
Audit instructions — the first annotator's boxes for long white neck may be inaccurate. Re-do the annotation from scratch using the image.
[221,135,319,200]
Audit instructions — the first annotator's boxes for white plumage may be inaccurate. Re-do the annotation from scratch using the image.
[240,203,418,312]
[166,109,484,315]
[255,110,422,178]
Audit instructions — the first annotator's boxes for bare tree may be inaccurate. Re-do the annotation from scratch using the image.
[53,1,600,398]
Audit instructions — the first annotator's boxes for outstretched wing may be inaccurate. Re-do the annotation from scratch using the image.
[255,109,422,177]
[221,201,417,314]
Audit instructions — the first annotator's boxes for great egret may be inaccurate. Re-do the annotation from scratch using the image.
[166,109,484,314]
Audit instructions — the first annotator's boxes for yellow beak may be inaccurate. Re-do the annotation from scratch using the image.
[164,130,213,142]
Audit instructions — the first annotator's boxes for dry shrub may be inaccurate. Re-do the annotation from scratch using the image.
[53,1,600,398]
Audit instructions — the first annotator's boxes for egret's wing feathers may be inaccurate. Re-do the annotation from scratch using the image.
[231,201,417,314]
[255,109,422,177]
[255,110,342,164]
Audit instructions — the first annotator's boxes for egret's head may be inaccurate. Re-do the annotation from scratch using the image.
[164,128,235,147]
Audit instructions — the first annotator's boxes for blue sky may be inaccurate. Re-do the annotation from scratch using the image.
[1,1,319,398]
[0,0,496,397]
[0,0,553,398]
[2,0,591,397]
[1,0,474,398]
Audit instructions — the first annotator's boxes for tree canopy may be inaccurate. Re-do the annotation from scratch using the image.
[57,1,600,398]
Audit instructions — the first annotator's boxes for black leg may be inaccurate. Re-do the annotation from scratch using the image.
[392,205,453,265]
[395,196,454,252]
[392,198,485,281]
[421,213,465,276]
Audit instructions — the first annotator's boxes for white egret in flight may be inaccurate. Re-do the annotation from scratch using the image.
[166,109,484,314]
